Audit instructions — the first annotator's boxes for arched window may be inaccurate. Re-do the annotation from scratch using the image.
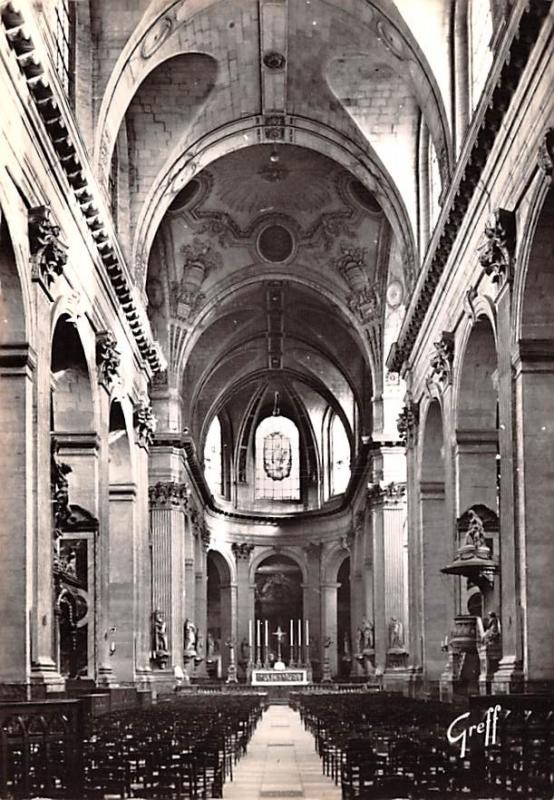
[255,416,300,501]
[53,0,75,98]
[204,416,222,496]
[329,413,350,496]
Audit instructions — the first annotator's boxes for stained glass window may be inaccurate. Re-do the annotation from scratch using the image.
[204,416,222,496]
[255,416,300,501]
[330,413,350,495]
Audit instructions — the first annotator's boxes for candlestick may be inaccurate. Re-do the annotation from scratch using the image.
[290,619,294,647]
[298,618,302,648]
[305,619,310,646]
[249,619,252,648]
[265,619,268,647]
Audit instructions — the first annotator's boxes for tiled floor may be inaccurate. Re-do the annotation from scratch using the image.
[223,705,342,800]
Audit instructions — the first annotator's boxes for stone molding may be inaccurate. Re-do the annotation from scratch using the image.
[1,8,164,373]
[367,482,406,506]
[387,1,550,373]
[148,481,188,509]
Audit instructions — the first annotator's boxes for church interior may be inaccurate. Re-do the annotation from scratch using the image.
[0,0,553,797]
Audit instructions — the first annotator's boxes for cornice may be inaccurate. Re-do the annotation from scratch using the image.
[388,1,549,373]
[1,4,165,374]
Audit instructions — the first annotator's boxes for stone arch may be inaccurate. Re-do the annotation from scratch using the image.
[108,399,134,485]
[322,544,350,584]
[418,397,451,682]
[206,548,234,677]
[0,207,27,343]
[134,125,415,294]
[51,317,95,434]
[250,546,308,586]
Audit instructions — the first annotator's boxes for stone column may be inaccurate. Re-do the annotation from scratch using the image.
[0,344,36,694]
[233,543,255,677]
[512,339,554,687]
[194,540,208,678]
[109,483,137,684]
[320,582,340,676]
[220,581,237,675]
[133,442,152,688]
[419,480,451,681]
[303,543,321,677]
[369,487,387,674]
[382,485,409,677]
[32,288,64,693]
[149,482,187,687]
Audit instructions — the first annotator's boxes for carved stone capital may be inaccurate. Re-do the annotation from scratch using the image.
[232,542,255,561]
[430,332,455,385]
[149,481,188,509]
[477,208,516,285]
[29,205,68,290]
[96,331,121,388]
[134,398,156,448]
[397,400,419,447]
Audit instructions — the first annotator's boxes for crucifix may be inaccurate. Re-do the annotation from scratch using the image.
[272,625,286,663]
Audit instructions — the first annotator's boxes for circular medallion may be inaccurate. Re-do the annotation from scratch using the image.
[386,280,404,308]
[257,224,294,263]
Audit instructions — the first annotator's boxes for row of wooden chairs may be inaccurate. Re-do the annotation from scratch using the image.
[294,692,554,799]
[82,694,264,799]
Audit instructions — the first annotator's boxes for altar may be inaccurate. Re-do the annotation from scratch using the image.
[251,667,309,686]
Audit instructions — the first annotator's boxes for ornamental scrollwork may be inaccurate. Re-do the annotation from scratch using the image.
[397,401,419,447]
[51,446,72,539]
[430,332,454,385]
[477,208,516,285]
[29,205,68,289]
[148,482,188,509]
[231,542,255,561]
[172,238,222,322]
[134,398,156,448]
[96,331,121,387]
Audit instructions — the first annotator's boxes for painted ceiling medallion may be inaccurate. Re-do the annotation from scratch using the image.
[386,280,403,308]
[257,224,294,263]
[263,51,286,70]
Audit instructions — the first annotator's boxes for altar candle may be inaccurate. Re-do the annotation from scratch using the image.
[298,618,302,648]
[249,619,252,648]
[305,619,310,646]
[265,619,268,647]
[290,619,294,647]
[257,619,261,648]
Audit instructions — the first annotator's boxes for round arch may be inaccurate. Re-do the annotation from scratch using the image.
[249,546,308,586]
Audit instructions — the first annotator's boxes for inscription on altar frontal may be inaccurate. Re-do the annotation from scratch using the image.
[252,669,308,685]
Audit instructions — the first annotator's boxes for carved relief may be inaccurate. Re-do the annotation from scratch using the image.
[29,205,68,289]
[264,114,286,140]
[477,208,516,285]
[397,401,419,447]
[134,398,156,448]
[538,128,554,176]
[148,481,188,509]
[430,332,454,385]
[96,331,121,387]
[141,14,174,59]
[347,284,381,325]
[51,446,72,539]
[172,238,222,322]
[232,542,255,561]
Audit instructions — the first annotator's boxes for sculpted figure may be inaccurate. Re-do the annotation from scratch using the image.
[388,617,404,649]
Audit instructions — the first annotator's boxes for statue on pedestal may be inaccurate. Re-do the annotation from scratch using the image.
[388,617,405,650]
[184,619,197,659]
[358,618,374,653]
[152,609,169,668]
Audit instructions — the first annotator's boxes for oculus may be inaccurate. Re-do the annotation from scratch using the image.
[258,224,294,263]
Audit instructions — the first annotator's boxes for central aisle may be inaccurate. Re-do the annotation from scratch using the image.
[223,704,342,800]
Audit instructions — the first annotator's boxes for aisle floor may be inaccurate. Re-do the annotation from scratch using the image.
[223,705,342,800]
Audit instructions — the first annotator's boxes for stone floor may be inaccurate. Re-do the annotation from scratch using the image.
[223,704,342,800]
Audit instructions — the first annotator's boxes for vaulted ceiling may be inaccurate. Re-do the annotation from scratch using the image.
[89,0,454,512]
